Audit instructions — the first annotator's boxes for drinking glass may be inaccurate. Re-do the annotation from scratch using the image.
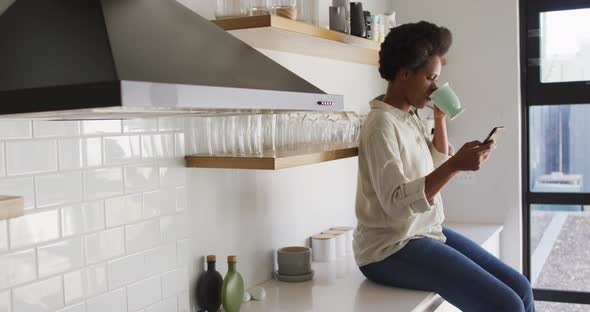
[249,114,263,155]
[210,116,227,155]
[262,113,277,155]
[275,0,296,19]
[186,116,212,155]
[250,0,271,15]
[215,0,249,19]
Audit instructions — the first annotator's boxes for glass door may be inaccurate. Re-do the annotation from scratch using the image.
[522,0,590,309]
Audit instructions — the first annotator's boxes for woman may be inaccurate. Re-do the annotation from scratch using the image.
[353,21,535,312]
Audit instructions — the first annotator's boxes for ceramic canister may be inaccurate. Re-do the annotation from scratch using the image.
[311,234,337,262]
[330,226,353,254]
[321,230,345,258]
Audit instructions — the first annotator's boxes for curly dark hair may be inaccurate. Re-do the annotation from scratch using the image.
[378,21,452,81]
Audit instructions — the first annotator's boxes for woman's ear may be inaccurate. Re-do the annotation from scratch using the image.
[397,68,411,81]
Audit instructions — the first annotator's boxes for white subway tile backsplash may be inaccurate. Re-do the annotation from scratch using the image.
[9,210,59,249]
[174,133,185,157]
[123,119,158,133]
[160,213,190,243]
[126,220,161,254]
[161,267,188,299]
[84,168,124,200]
[0,290,10,312]
[86,288,126,312]
[33,121,80,138]
[81,120,121,135]
[0,121,31,140]
[35,172,83,208]
[0,143,5,177]
[143,189,176,219]
[104,136,141,165]
[127,276,162,311]
[108,253,147,290]
[0,221,6,252]
[37,237,83,277]
[176,239,190,266]
[0,117,189,311]
[0,177,34,209]
[105,195,142,228]
[5,140,57,176]
[58,138,102,170]
[61,202,105,237]
[124,165,159,193]
[85,228,125,264]
[144,296,177,312]
[57,303,85,312]
[0,249,36,289]
[176,187,186,212]
[177,291,190,312]
[141,134,174,160]
[144,244,177,276]
[159,167,185,188]
[158,118,183,131]
[12,276,64,312]
[63,264,107,304]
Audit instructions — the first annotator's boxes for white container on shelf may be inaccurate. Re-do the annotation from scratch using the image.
[322,230,345,258]
[311,234,337,262]
[330,226,353,254]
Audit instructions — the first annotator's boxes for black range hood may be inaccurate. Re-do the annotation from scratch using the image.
[0,0,342,118]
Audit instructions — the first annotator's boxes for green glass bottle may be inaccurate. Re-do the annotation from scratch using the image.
[221,255,244,312]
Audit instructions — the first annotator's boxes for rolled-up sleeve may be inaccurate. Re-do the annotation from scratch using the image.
[429,141,454,168]
[365,131,432,217]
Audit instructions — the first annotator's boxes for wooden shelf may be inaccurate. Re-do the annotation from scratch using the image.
[185,146,358,170]
[0,196,24,220]
[211,15,380,65]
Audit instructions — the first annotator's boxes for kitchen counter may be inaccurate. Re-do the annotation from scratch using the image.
[241,222,503,312]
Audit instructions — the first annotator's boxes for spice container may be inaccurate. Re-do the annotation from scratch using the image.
[311,234,337,262]
[330,226,354,254]
[322,230,346,258]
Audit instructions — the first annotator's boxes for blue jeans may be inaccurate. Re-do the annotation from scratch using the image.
[359,227,535,312]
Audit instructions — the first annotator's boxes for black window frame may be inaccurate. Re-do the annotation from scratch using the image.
[521,0,590,305]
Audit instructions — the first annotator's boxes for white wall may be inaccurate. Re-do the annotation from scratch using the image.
[391,0,523,270]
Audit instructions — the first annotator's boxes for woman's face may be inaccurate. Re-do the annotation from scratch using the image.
[403,56,442,109]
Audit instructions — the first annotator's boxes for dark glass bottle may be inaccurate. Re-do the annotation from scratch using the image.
[195,255,223,312]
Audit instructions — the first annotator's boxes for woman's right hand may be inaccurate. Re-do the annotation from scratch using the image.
[449,140,495,171]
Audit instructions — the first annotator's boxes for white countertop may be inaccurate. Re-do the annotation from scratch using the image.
[241,222,503,312]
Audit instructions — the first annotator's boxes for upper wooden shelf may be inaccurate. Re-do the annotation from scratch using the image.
[185,145,358,170]
[211,15,380,65]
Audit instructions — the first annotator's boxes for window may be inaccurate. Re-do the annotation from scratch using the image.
[522,0,590,307]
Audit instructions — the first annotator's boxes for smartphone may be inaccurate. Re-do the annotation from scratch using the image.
[483,126,505,144]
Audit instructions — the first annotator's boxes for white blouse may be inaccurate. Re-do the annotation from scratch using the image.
[353,99,454,267]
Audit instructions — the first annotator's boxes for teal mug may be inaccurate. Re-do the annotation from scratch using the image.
[429,82,465,120]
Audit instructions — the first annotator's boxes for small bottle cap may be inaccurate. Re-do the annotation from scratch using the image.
[207,255,216,262]
[228,255,238,263]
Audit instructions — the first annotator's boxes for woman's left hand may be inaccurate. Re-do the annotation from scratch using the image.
[433,105,446,119]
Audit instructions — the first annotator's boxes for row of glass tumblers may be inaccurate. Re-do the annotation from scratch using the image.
[185,111,363,156]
